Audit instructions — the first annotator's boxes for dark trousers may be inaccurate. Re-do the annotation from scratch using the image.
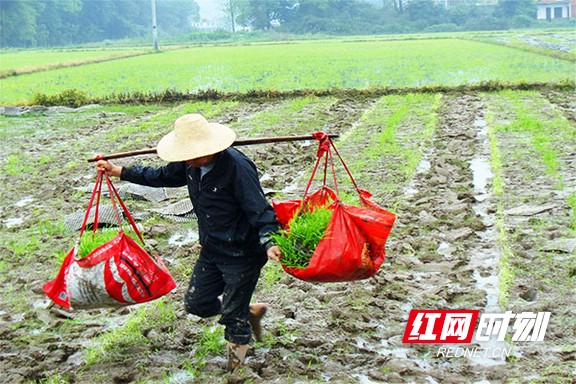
[184,247,267,345]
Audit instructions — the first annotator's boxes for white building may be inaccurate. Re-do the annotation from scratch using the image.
[536,0,575,20]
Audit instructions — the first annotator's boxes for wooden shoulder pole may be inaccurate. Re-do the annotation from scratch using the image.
[87,134,338,162]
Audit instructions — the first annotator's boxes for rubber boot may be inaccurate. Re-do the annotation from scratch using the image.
[249,303,267,342]
[227,342,249,371]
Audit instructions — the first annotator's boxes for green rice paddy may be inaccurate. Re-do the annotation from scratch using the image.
[1,36,574,105]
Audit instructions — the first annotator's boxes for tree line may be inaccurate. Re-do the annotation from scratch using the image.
[0,0,566,48]
[223,0,541,35]
[0,0,199,48]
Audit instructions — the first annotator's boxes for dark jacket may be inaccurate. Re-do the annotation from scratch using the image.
[121,148,279,257]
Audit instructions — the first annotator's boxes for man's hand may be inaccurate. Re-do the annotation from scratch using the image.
[267,245,282,262]
[93,155,123,178]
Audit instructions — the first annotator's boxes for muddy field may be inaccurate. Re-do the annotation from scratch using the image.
[0,91,575,383]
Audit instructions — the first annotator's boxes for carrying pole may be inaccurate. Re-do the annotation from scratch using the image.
[87,134,338,162]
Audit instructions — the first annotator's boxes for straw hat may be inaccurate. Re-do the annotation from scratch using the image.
[156,114,236,162]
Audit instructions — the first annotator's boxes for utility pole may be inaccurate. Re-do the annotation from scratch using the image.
[229,0,236,34]
[151,0,159,51]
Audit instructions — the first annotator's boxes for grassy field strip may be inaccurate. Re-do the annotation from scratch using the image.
[2,31,572,76]
[485,91,576,326]
[488,90,574,189]
[470,34,576,62]
[0,48,151,78]
[485,110,514,308]
[337,93,441,205]
[229,96,339,137]
[2,38,575,105]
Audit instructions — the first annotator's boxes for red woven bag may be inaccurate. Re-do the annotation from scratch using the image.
[43,171,176,309]
[272,132,396,282]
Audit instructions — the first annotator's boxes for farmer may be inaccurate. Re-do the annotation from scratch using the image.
[95,113,282,371]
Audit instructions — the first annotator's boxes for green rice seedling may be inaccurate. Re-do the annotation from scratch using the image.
[77,228,144,259]
[271,207,332,269]
[4,154,33,177]
[195,325,225,359]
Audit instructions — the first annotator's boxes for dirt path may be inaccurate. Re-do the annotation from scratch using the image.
[0,91,574,383]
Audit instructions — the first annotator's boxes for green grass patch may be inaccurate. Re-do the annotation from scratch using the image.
[4,154,33,176]
[272,207,332,269]
[6,229,51,261]
[108,123,144,142]
[2,37,575,105]
[194,325,226,360]
[486,97,513,308]
[1,219,70,285]
[180,324,226,377]
[84,299,177,366]
[483,90,576,309]
[495,214,515,309]
[0,47,150,78]
[34,373,70,384]
[232,96,338,137]
[259,262,285,292]
[340,92,441,197]
[488,90,574,189]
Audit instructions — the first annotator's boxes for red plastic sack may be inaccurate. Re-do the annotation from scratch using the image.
[272,133,396,282]
[43,171,176,309]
